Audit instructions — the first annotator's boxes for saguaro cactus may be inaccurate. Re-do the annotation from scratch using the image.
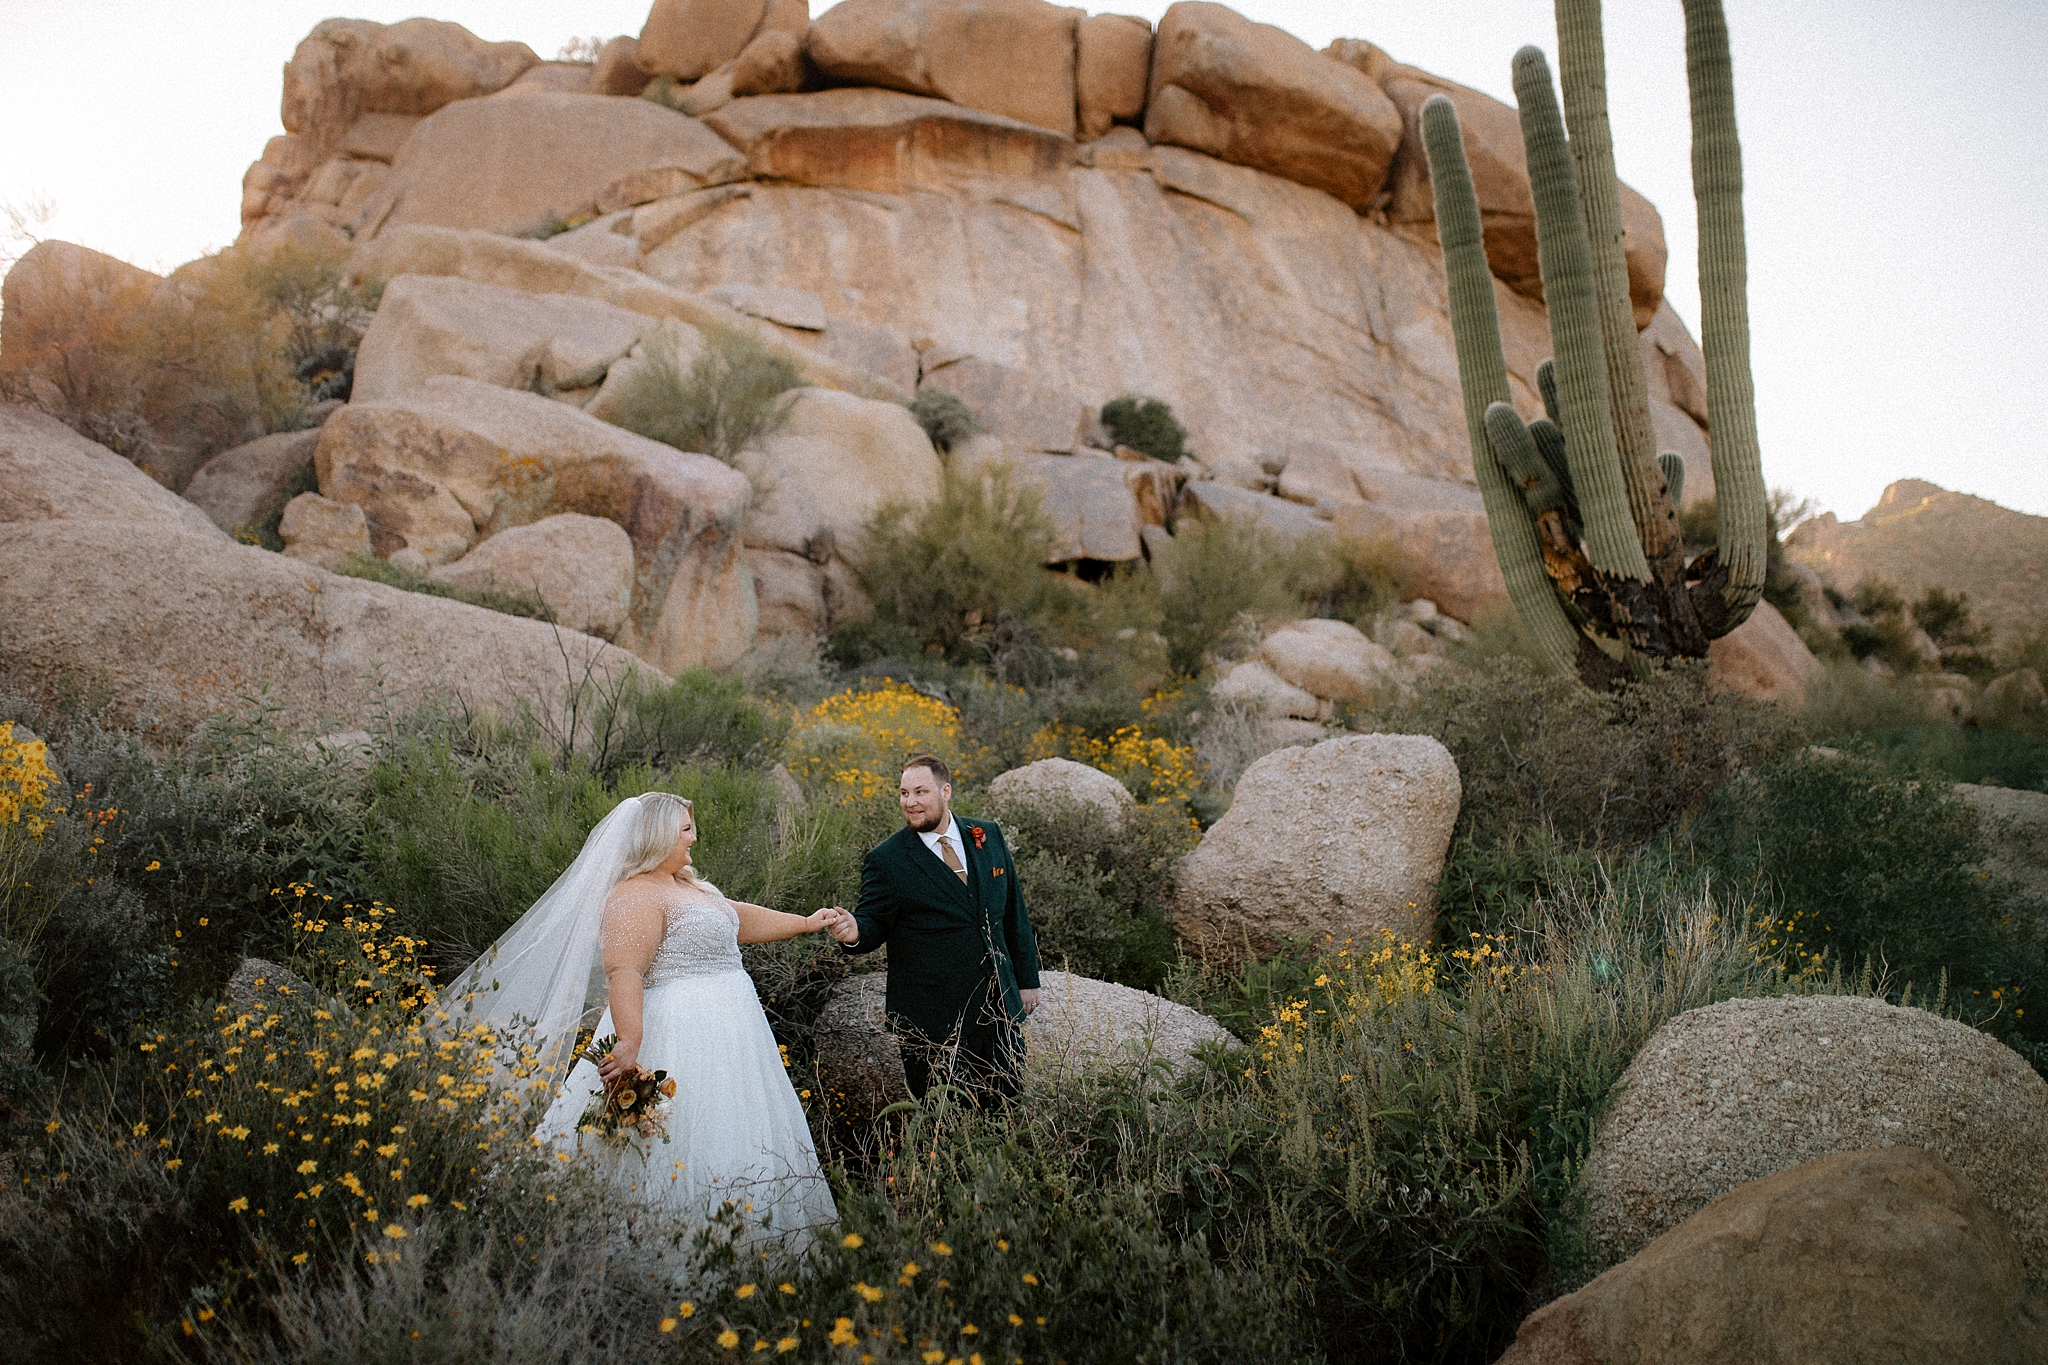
[1422,0,1766,684]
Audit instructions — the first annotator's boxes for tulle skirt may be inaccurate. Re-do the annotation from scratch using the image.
[535,968,838,1254]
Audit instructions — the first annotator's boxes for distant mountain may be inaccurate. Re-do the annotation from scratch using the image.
[1784,480,2048,642]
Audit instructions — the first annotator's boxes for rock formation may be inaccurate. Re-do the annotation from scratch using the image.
[1501,1147,2048,1365]
[1581,993,2048,1283]
[1786,478,2048,644]
[813,968,1232,1121]
[1173,733,1460,953]
[987,757,1136,830]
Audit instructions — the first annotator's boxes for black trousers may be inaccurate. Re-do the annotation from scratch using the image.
[896,975,1021,1107]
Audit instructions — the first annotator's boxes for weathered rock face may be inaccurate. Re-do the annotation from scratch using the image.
[315,376,756,670]
[806,0,1079,137]
[1210,659,1321,721]
[1705,600,1822,702]
[592,36,651,96]
[278,491,372,568]
[350,274,655,403]
[1500,1147,2048,1365]
[742,385,941,560]
[1581,994,2048,1283]
[182,429,322,538]
[0,402,224,537]
[987,757,1135,830]
[1787,479,2048,645]
[373,94,746,235]
[1076,14,1152,141]
[1173,734,1459,954]
[279,18,539,165]
[0,516,651,736]
[639,0,773,83]
[1146,3,1401,211]
[428,512,636,640]
[813,969,1233,1122]
[730,30,809,98]
[1258,618,1396,706]
[1956,782,2048,911]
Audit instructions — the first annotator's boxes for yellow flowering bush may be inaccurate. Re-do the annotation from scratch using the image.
[1024,723,1200,811]
[782,683,973,805]
[0,722,56,837]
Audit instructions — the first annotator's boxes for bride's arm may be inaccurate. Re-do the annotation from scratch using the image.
[731,900,840,944]
[597,887,664,1081]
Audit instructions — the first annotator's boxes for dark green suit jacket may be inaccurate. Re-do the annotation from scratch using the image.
[843,817,1040,1046]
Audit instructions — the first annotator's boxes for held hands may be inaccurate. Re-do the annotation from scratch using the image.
[808,907,860,945]
[1020,988,1040,1016]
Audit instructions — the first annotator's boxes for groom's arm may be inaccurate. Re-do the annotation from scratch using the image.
[841,849,896,956]
[995,829,1039,991]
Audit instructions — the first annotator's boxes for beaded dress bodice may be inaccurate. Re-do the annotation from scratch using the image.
[644,885,746,987]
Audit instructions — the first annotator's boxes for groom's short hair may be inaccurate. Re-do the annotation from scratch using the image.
[903,753,952,786]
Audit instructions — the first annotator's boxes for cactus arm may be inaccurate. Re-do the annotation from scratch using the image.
[1683,0,1766,633]
[1511,48,1652,593]
[1657,450,1686,508]
[1421,95,1581,677]
[1529,416,1580,525]
[1486,402,1571,517]
[1536,358,1563,426]
[1553,0,1684,573]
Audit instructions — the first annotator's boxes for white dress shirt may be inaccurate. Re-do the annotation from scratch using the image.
[918,816,966,871]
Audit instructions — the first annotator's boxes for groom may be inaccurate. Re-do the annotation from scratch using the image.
[828,754,1040,1104]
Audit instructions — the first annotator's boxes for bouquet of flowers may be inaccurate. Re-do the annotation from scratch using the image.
[575,1034,676,1147]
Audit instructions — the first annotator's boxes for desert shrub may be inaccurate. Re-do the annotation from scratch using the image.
[585,667,787,778]
[1379,655,1792,858]
[331,552,556,622]
[604,330,801,465]
[834,463,1083,680]
[1152,514,1302,677]
[988,792,1197,989]
[1099,395,1186,463]
[1288,531,1408,627]
[1842,724,2048,791]
[2,241,373,489]
[1693,749,2048,1059]
[781,681,974,805]
[1796,657,1942,739]
[1838,575,1927,674]
[1186,697,1319,798]
[905,388,976,452]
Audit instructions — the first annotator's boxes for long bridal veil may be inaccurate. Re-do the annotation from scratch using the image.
[443,795,645,1084]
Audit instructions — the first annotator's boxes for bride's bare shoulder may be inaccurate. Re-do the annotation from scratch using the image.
[604,874,673,916]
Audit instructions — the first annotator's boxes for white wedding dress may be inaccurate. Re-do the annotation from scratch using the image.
[532,882,838,1251]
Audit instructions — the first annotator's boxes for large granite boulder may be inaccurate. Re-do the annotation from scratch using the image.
[813,969,1233,1122]
[0,242,161,396]
[1210,659,1321,721]
[183,428,322,537]
[1333,497,1504,623]
[1956,783,2048,907]
[279,18,539,165]
[0,519,650,736]
[639,0,774,83]
[428,512,636,640]
[277,491,372,568]
[350,274,657,403]
[988,757,1135,830]
[1145,3,1401,210]
[806,0,1080,137]
[1258,617,1397,706]
[1076,14,1152,142]
[1172,734,1459,954]
[1581,994,2048,1283]
[740,386,942,563]
[315,376,756,671]
[0,402,223,537]
[1500,1147,2048,1365]
[1706,600,1823,703]
[371,93,745,235]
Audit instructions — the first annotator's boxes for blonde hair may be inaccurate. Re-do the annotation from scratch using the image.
[618,793,710,890]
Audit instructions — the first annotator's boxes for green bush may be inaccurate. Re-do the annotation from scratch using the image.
[331,552,556,623]
[1151,514,1301,678]
[904,388,976,452]
[1693,749,2048,1059]
[604,330,801,465]
[585,667,788,778]
[1099,396,1186,463]
[1842,724,2048,791]
[986,793,1196,990]
[1796,657,1940,739]
[833,462,1081,682]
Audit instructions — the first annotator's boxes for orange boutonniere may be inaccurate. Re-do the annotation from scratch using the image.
[969,825,986,850]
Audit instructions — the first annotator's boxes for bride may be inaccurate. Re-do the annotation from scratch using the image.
[449,791,847,1251]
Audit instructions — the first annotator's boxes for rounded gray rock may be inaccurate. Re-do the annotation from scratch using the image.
[1171,732,1459,954]
[1582,994,2048,1283]
[987,757,1134,830]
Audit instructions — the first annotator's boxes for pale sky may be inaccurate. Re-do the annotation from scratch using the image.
[3,1,2042,521]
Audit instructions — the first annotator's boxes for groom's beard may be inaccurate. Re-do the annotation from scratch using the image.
[904,805,949,833]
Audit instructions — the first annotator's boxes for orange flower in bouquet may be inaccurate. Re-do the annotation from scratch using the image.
[575,1035,676,1146]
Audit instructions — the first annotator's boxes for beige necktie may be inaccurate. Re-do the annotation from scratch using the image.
[937,833,967,883]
